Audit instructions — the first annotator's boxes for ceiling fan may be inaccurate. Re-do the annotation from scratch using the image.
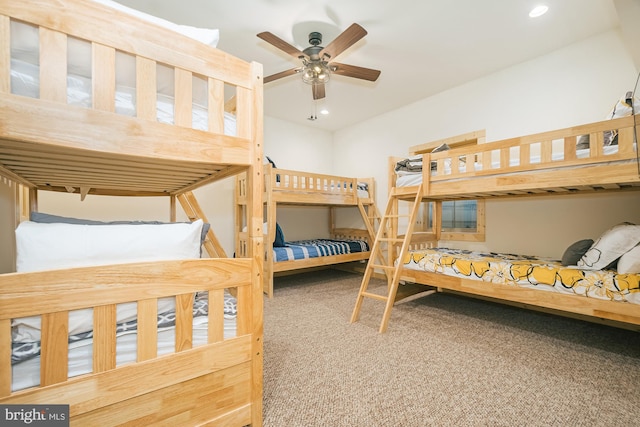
[257,23,381,100]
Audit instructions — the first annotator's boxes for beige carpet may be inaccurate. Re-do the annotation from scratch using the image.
[262,269,640,427]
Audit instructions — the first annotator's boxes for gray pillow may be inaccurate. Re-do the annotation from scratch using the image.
[30,212,210,246]
[576,135,590,150]
[561,239,594,266]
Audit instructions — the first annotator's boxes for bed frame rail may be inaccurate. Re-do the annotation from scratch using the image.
[0,0,260,196]
[0,258,255,425]
[394,116,640,199]
[265,164,362,205]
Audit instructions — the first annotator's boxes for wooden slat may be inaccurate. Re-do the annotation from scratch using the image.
[137,299,158,362]
[482,150,492,171]
[174,68,192,127]
[175,294,194,352]
[92,43,116,112]
[93,305,117,372]
[136,56,157,120]
[39,27,67,102]
[208,289,225,343]
[235,85,251,140]
[208,78,225,133]
[40,312,69,386]
[541,139,552,164]
[617,127,635,154]
[564,135,577,160]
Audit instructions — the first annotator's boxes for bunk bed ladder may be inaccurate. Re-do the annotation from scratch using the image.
[350,185,423,333]
[368,202,383,237]
[357,199,380,246]
[176,191,227,258]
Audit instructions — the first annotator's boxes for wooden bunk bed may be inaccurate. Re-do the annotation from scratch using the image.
[236,164,378,298]
[0,0,264,425]
[351,116,640,333]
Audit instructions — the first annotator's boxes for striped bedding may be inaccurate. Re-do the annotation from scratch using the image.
[274,239,369,262]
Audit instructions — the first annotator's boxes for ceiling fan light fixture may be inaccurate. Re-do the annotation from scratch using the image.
[301,60,331,85]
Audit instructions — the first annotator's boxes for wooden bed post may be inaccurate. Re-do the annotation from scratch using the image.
[248,60,265,426]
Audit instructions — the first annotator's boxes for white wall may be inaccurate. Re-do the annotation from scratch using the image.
[332,29,640,259]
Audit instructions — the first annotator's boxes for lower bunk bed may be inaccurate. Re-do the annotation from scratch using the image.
[271,227,372,274]
[2,218,259,425]
[355,218,640,333]
[398,241,640,331]
[236,164,378,297]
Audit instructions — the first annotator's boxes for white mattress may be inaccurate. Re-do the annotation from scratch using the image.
[10,57,236,135]
[12,313,237,392]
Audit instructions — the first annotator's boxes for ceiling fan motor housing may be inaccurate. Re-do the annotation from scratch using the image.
[308,32,322,46]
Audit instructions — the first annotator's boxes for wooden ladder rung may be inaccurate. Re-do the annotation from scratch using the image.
[377,237,404,243]
[385,214,410,219]
[361,292,389,302]
[368,264,395,270]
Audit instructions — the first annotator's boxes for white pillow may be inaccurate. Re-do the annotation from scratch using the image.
[577,223,640,270]
[617,244,640,274]
[16,220,203,273]
[13,219,204,342]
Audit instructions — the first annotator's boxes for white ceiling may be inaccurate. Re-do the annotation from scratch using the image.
[117,0,621,132]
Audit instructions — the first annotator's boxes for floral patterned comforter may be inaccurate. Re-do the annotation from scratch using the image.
[401,248,640,304]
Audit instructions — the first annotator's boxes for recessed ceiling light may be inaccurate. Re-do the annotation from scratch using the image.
[529,5,549,18]
[320,108,329,115]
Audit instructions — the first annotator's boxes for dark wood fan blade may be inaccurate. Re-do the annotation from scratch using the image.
[264,68,301,84]
[312,83,326,100]
[331,62,381,82]
[318,23,367,60]
[257,32,306,59]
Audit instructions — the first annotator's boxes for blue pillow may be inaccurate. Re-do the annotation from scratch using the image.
[274,222,286,247]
